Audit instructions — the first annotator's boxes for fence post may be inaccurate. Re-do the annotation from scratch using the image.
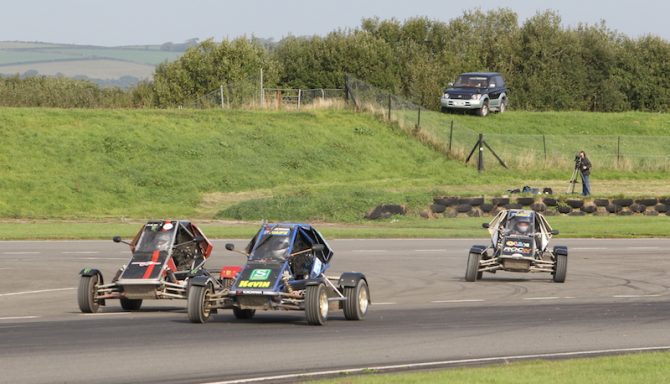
[260,68,264,108]
[617,136,621,166]
[448,120,453,154]
[416,107,421,130]
[220,85,224,109]
[388,94,392,121]
[542,135,547,162]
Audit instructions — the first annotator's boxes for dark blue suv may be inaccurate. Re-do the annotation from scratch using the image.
[440,72,508,116]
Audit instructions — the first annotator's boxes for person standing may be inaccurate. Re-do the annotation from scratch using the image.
[578,150,592,196]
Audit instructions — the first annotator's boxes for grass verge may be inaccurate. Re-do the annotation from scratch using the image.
[310,351,670,384]
[1,216,669,240]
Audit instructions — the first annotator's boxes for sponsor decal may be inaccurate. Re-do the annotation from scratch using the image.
[505,240,531,247]
[238,280,271,288]
[163,222,174,230]
[132,261,162,267]
[250,269,271,280]
[503,247,531,254]
[264,227,290,236]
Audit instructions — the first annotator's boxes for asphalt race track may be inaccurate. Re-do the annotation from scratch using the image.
[2,238,670,384]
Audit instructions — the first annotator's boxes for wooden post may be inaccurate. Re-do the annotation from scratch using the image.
[448,120,453,154]
[543,135,547,161]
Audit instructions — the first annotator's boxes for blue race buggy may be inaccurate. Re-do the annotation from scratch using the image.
[466,209,568,282]
[77,220,214,313]
[187,223,370,325]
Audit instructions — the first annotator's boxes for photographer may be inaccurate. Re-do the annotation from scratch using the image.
[577,150,592,196]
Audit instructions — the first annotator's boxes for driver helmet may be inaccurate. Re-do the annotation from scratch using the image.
[514,217,531,233]
[271,236,290,259]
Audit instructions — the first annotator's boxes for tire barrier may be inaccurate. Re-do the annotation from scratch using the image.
[370,196,670,220]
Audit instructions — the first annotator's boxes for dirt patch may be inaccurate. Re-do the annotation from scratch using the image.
[196,190,273,218]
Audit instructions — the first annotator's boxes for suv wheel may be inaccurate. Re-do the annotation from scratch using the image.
[477,101,489,117]
[499,98,506,114]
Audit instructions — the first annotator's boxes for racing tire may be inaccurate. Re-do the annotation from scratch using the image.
[305,283,328,325]
[477,101,489,117]
[120,298,143,311]
[78,274,100,313]
[477,271,483,280]
[187,284,213,323]
[343,279,369,321]
[553,254,568,283]
[465,252,481,282]
[233,307,256,320]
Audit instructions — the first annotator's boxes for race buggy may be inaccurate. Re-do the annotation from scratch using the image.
[465,209,568,282]
[77,220,214,313]
[187,223,370,326]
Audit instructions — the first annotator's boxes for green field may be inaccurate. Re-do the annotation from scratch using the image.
[312,351,670,384]
[1,107,669,226]
[393,109,670,171]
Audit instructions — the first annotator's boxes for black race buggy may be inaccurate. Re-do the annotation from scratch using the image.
[77,220,214,313]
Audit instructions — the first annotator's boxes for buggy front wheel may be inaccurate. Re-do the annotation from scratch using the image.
[343,279,369,320]
[465,252,481,282]
[78,274,100,313]
[188,284,213,323]
[305,283,328,325]
[553,254,568,283]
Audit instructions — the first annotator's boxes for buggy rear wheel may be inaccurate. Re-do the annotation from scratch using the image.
[188,284,213,323]
[553,254,568,283]
[465,252,481,282]
[305,283,328,325]
[343,279,369,320]
[233,307,256,319]
[120,298,143,311]
[77,274,100,313]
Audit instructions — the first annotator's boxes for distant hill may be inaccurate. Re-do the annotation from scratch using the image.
[0,40,195,88]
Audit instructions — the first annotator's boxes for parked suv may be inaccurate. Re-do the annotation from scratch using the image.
[440,72,507,116]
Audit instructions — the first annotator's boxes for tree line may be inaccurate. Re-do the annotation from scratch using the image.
[2,9,670,111]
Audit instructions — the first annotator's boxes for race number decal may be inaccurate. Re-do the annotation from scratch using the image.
[250,269,271,281]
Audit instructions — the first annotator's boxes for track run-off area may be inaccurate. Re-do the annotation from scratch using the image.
[2,238,670,383]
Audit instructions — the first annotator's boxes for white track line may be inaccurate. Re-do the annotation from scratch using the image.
[571,247,607,250]
[372,302,396,305]
[0,316,39,320]
[81,312,130,316]
[626,247,660,250]
[351,250,388,253]
[77,257,126,260]
[431,299,485,303]
[414,249,447,252]
[523,297,561,301]
[202,346,670,384]
[0,287,74,297]
[62,251,99,254]
[2,251,40,255]
[613,294,662,298]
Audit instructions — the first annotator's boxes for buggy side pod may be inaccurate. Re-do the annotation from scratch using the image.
[469,245,488,255]
[79,267,103,280]
[189,275,215,287]
[338,272,367,288]
[553,246,568,257]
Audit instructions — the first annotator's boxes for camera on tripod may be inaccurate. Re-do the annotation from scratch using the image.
[574,153,582,169]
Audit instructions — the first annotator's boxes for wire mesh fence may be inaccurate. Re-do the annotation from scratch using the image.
[345,75,670,171]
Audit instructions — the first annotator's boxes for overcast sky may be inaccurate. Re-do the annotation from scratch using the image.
[2,0,668,46]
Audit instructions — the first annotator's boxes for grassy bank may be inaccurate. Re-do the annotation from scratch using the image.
[312,351,670,384]
[1,107,669,223]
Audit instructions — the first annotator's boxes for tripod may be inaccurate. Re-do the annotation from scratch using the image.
[567,165,580,194]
